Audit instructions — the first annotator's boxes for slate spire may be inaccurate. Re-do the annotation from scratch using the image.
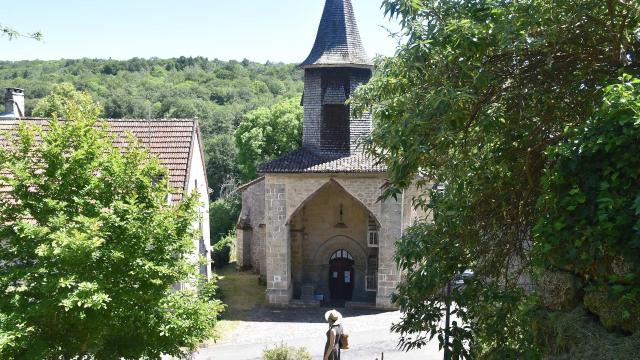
[301,0,372,69]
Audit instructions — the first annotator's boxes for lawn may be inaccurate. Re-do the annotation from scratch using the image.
[214,263,266,340]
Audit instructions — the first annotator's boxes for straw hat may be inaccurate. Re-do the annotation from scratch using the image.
[324,309,343,325]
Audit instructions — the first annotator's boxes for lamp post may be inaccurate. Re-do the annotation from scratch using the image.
[444,281,453,360]
[443,270,473,360]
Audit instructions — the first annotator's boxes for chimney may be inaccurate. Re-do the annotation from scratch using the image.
[3,88,25,118]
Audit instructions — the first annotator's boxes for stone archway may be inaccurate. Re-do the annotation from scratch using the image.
[310,235,368,302]
[287,180,379,303]
[286,179,381,228]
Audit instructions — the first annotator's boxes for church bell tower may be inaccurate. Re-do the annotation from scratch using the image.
[300,0,373,156]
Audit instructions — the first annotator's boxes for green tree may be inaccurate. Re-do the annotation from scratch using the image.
[351,0,639,358]
[33,82,103,118]
[235,97,303,180]
[0,92,222,359]
[205,134,240,199]
[210,195,241,245]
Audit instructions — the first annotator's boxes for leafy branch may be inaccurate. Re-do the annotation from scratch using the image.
[1,24,42,40]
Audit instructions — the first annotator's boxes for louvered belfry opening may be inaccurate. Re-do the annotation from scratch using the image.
[321,104,350,153]
[320,68,351,154]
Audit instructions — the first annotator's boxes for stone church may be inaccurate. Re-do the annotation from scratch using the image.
[236,0,424,309]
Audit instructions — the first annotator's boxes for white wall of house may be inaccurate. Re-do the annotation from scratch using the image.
[186,133,212,280]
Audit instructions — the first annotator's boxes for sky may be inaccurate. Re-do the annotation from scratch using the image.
[1,0,401,63]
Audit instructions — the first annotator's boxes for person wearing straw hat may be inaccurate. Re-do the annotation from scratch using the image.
[323,309,344,360]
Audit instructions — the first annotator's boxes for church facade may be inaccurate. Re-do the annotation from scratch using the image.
[236,0,425,309]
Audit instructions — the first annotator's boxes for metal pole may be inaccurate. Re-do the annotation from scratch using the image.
[444,281,452,360]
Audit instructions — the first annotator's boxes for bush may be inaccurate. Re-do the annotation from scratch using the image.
[198,274,222,303]
[212,232,236,269]
[262,343,312,360]
[210,195,241,244]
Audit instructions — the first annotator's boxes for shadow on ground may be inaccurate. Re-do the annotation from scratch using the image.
[244,306,396,324]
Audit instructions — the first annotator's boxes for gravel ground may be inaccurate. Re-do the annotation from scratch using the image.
[194,307,442,360]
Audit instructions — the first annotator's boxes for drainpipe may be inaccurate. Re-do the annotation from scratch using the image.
[400,189,405,237]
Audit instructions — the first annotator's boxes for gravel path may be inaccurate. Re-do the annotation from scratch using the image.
[194,307,442,360]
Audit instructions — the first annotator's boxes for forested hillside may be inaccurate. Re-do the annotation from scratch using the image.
[0,57,304,197]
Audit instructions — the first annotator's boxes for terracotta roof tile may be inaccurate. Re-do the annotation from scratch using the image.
[0,118,198,204]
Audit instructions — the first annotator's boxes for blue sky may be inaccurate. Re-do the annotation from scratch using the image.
[2,0,401,63]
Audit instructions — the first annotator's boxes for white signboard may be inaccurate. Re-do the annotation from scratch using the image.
[344,271,351,284]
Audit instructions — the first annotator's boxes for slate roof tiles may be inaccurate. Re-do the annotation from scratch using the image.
[301,0,372,69]
[259,147,385,174]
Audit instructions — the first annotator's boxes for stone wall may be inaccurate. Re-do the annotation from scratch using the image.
[376,195,402,308]
[236,178,266,276]
[264,173,402,307]
[265,182,292,304]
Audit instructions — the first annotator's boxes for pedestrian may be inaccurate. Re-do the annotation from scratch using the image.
[323,309,344,360]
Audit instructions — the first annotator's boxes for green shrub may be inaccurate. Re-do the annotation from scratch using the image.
[262,343,312,360]
[198,274,222,303]
[212,232,236,269]
[210,196,241,244]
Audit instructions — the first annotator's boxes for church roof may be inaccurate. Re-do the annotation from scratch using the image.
[301,0,372,69]
[259,148,385,174]
[0,118,204,204]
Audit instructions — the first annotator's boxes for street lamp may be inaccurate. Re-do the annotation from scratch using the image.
[443,270,473,360]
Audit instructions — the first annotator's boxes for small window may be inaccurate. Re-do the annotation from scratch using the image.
[330,249,353,261]
[368,231,379,247]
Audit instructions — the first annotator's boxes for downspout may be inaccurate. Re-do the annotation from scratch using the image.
[400,189,405,237]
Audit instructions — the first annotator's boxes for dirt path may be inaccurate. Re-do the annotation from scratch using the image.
[213,266,267,341]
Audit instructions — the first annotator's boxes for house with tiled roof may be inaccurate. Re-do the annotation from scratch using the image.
[0,88,212,281]
[236,0,424,309]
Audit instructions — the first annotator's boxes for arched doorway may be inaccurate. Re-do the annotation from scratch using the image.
[329,249,354,301]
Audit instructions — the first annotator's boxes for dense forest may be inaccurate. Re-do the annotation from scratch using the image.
[0,57,304,199]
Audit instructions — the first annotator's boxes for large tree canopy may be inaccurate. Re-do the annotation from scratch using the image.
[352,0,640,358]
[235,97,303,181]
[0,92,223,359]
[32,82,103,118]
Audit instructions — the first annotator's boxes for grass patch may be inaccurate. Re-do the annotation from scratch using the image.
[535,307,640,359]
[215,262,266,340]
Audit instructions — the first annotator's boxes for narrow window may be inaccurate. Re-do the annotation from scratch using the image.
[368,215,379,247]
